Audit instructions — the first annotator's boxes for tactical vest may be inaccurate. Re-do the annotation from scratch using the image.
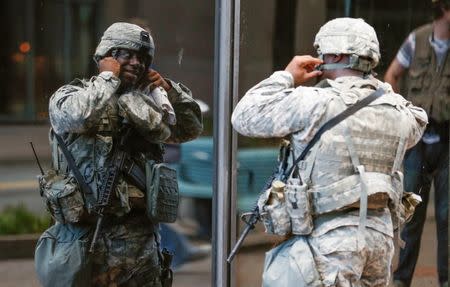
[50,86,163,218]
[407,24,450,123]
[295,87,409,223]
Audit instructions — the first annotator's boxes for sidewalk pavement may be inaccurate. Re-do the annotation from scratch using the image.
[0,214,440,287]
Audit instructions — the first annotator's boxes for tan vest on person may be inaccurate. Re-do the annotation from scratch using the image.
[295,85,410,228]
[50,82,162,219]
[50,83,120,200]
[407,24,450,123]
[257,81,421,238]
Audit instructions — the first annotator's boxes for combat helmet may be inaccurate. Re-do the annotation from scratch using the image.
[93,22,155,66]
[314,18,380,73]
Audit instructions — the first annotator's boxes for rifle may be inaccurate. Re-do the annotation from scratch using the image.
[227,141,290,263]
[89,124,131,253]
[89,148,127,252]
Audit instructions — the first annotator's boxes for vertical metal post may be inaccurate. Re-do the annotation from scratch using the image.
[344,0,352,17]
[25,0,35,120]
[212,0,240,286]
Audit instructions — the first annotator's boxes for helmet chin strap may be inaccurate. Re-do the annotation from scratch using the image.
[316,54,373,74]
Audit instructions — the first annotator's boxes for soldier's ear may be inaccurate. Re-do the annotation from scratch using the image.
[327,54,344,64]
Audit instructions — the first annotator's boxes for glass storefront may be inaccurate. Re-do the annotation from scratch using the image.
[235,1,435,286]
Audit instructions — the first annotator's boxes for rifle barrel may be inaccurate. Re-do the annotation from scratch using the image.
[29,142,44,175]
[227,222,253,263]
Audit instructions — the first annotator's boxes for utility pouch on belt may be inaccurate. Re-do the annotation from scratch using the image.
[38,169,87,224]
[258,186,291,236]
[258,176,314,236]
[146,160,179,223]
[285,178,313,235]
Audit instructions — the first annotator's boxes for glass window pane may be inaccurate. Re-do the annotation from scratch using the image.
[1,2,215,286]
[235,1,436,286]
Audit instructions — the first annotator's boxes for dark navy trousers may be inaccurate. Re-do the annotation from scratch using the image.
[393,140,448,286]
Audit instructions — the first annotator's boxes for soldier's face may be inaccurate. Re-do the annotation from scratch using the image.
[113,49,148,88]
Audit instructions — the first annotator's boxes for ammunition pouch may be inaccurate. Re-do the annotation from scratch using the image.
[258,178,314,236]
[258,188,291,236]
[285,178,313,235]
[145,161,179,223]
[39,169,89,224]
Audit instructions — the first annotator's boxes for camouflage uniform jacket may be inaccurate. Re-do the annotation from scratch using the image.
[47,71,202,286]
[49,70,203,215]
[231,71,427,237]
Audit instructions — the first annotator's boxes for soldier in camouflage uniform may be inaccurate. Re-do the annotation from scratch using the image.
[46,22,202,286]
[232,18,427,286]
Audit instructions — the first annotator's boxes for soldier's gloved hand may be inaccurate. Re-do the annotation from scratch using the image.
[98,57,121,77]
[140,69,172,92]
[285,55,323,87]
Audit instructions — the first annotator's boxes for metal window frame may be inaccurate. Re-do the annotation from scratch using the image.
[212,0,240,286]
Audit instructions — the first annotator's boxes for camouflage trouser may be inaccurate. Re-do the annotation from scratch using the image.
[309,226,394,287]
[91,213,162,287]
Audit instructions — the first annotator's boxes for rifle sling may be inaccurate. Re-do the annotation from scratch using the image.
[52,131,97,209]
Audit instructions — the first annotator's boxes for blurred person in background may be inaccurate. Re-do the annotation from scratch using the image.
[384,1,449,286]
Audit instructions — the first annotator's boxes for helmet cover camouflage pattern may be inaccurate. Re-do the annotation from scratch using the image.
[94,22,155,64]
[314,18,380,69]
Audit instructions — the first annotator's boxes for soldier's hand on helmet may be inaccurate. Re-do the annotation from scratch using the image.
[141,69,172,92]
[285,56,323,87]
[98,57,121,77]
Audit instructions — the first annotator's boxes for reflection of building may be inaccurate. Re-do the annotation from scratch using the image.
[0,0,215,122]
[239,0,431,96]
[0,0,430,122]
